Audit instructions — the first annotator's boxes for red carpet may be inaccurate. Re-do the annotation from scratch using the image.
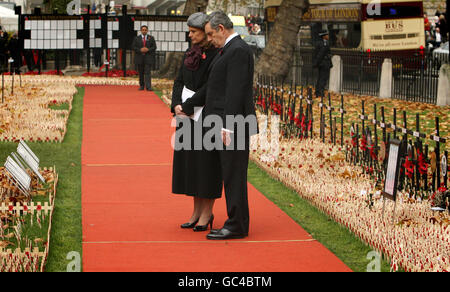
[81,85,351,272]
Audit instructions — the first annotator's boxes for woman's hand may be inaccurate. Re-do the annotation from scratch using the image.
[222,130,232,147]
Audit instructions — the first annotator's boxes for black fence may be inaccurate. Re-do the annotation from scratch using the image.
[339,50,383,97]
[391,53,446,104]
[292,47,449,104]
[292,47,318,87]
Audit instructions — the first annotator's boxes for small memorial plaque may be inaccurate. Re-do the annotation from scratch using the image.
[17,140,45,183]
[19,140,39,164]
[441,155,447,177]
[383,139,402,201]
[4,156,31,194]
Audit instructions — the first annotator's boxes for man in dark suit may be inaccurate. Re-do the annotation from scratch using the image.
[313,30,332,98]
[132,25,157,91]
[183,11,257,240]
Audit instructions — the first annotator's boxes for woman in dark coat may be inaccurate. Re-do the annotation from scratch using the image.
[171,12,222,232]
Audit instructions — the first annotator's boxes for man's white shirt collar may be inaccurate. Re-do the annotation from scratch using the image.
[223,32,239,48]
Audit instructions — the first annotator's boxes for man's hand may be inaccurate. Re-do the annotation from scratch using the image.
[141,47,149,53]
[174,105,188,118]
[222,130,232,147]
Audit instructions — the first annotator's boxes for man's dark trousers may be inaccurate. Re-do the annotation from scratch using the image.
[316,65,330,98]
[138,63,152,89]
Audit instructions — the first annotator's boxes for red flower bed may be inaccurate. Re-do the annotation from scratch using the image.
[20,70,63,75]
[82,69,138,77]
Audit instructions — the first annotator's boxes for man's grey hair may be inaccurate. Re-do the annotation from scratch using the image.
[206,11,234,30]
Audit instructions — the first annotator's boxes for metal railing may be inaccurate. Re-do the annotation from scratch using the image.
[391,52,448,104]
[337,50,383,97]
[292,47,449,104]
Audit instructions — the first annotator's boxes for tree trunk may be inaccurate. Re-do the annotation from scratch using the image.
[157,0,209,79]
[183,0,209,14]
[255,0,309,81]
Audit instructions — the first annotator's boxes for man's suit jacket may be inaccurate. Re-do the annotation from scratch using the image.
[132,34,157,65]
[183,35,257,136]
[313,40,332,69]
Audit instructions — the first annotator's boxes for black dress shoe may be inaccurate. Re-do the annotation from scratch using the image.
[206,228,247,240]
[180,218,199,229]
[146,88,153,91]
[193,215,214,232]
[139,87,144,91]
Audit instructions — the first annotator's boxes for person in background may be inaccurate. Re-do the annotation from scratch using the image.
[437,14,448,43]
[251,24,261,35]
[425,30,433,50]
[132,25,157,91]
[0,26,9,71]
[424,13,431,32]
[7,32,21,73]
[93,48,102,68]
[434,27,442,48]
[313,30,333,98]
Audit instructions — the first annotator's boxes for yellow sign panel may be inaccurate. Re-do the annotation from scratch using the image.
[362,18,425,50]
[267,7,278,22]
[302,4,361,22]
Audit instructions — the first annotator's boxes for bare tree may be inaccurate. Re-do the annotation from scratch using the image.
[255,0,309,80]
[209,0,264,14]
[157,0,209,79]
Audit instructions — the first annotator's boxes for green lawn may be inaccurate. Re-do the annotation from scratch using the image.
[0,87,84,272]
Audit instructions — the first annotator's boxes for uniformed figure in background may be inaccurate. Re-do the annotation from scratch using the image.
[313,30,332,98]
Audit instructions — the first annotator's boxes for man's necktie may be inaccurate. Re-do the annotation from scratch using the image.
[143,36,146,47]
